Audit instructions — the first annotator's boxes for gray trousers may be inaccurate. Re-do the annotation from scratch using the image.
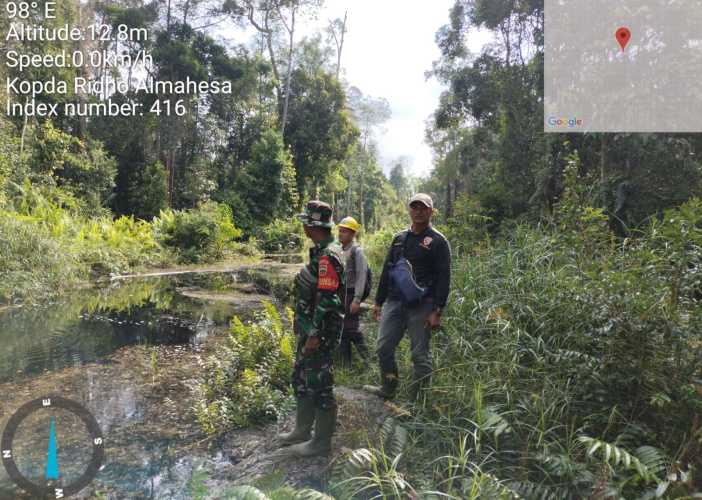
[377,299,433,383]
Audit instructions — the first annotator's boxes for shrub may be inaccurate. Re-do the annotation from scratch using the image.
[0,180,171,304]
[153,201,242,263]
[254,217,305,254]
[444,193,492,256]
[75,215,165,275]
[195,303,295,433]
[362,222,406,271]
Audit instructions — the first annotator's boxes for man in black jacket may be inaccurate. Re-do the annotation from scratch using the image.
[364,193,451,403]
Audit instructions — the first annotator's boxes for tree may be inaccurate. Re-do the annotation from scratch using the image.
[126,161,168,220]
[240,129,297,225]
[328,11,348,80]
[345,88,392,226]
[227,0,323,132]
[283,68,358,201]
[425,0,702,229]
[30,121,116,210]
[388,159,410,199]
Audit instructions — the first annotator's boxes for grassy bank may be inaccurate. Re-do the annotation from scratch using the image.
[0,180,255,306]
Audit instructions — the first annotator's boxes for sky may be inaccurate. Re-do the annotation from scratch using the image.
[300,0,493,177]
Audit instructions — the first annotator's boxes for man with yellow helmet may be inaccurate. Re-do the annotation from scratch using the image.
[337,216,371,366]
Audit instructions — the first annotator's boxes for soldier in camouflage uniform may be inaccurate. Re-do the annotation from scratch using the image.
[277,200,345,457]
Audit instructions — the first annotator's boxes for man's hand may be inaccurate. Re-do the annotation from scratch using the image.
[372,304,382,321]
[425,310,442,330]
[303,335,320,356]
[349,300,361,315]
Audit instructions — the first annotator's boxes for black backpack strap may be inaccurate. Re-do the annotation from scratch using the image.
[392,230,411,262]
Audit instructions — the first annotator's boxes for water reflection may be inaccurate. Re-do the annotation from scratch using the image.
[0,267,292,498]
[0,271,281,383]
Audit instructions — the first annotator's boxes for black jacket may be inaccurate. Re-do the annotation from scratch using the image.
[375,226,451,309]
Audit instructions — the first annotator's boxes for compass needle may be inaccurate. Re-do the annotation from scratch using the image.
[46,416,59,481]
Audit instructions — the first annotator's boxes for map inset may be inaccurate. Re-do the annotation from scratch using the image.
[544,0,702,133]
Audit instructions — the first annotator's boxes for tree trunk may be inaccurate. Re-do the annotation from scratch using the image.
[183,0,190,24]
[280,6,295,134]
[346,170,352,216]
[246,3,282,105]
[19,97,28,155]
[331,11,348,80]
[446,177,453,219]
[600,134,607,208]
[359,160,367,227]
[167,0,172,32]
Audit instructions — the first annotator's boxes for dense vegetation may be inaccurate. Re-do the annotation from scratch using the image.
[422,0,702,232]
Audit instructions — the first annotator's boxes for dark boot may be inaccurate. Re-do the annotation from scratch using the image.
[277,397,315,445]
[363,372,399,399]
[339,336,352,368]
[354,335,370,365]
[287,406,337,457]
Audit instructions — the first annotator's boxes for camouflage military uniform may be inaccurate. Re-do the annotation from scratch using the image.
[291,233,345,410]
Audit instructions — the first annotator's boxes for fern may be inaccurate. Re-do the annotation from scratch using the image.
[329,439,415,500]
[479,406,513,439]
[292,489,335,500]
[331,448,378,486]
[379,417,409,459]
[578,436,663,483]
[225,485,270,500]
[510,480,568,500]
[633,446,668,479]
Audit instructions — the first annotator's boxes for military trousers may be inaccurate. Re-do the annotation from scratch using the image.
[291,334,337,410]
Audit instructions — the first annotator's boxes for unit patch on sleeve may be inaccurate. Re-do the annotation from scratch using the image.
[317,256,339,291]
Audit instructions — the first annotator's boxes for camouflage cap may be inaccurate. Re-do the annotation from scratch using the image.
[296,200,334,228]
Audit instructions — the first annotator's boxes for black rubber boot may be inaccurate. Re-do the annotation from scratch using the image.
[355,335,370,365]
[363,372,399,399]
[277,397,315,445]
[287,406,337,457]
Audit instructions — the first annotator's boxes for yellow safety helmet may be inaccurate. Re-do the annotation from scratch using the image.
[337,216,361,233]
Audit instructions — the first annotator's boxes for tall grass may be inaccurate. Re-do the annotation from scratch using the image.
[382,197,702,499]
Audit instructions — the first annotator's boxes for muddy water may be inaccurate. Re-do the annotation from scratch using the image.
[0,265,295,499]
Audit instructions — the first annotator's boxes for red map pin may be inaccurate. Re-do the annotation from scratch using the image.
[616,27,631,50]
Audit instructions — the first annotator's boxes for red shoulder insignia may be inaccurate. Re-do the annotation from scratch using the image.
[318,256,339,291]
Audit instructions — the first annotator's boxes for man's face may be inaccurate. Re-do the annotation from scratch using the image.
[409,202,432,225]
[338,227,355,245]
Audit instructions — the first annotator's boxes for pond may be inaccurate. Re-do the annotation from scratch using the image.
[0,264,295,499]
